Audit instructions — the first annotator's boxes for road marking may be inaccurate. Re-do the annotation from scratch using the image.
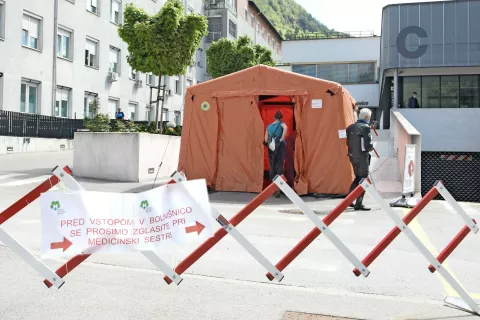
[0,175,51,187]
[0,173,28,181]
[403,209,480,300]
[442,201,480,216]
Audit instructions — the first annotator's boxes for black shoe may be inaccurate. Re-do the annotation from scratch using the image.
[348,203,355,208]
[354,205,371,211]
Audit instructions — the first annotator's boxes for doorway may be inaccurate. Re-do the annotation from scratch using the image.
[259,95,296,189]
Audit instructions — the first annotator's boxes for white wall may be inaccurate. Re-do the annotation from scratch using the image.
[344,84,380,107]
[399,109,480,152]
[0,136,73,155]
[281,37,380,64]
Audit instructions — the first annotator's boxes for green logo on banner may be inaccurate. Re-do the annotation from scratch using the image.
[50,201,61,211]
[140,200,149,210]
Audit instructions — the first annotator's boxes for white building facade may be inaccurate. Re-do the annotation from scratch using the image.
[0,0,206,124]
[277,35,381,121]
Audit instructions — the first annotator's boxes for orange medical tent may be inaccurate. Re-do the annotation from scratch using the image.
[178,65,358,195]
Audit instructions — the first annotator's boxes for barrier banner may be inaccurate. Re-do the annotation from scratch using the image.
[41,179,216,256]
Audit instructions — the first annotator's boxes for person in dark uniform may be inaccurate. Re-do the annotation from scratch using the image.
[407,92,420,108]
[346,108,374,211]
[264,111,288,197]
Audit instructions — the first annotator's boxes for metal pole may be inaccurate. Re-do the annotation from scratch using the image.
[148,85,153,124]
[393,68,399,109]
[52,0,59,117]
[156,74,163,132]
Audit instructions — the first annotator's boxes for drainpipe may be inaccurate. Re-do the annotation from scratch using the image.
[52,0,59,117]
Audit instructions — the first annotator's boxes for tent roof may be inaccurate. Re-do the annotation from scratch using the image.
[187,65,354,103]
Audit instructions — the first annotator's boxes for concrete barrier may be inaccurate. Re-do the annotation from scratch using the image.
[73,132,180,182]
[0,136,73,155]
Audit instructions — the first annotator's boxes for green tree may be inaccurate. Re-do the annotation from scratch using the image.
[118,0,208,125]
[206,36,275,78]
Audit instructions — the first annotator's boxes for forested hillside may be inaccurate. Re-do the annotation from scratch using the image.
[253,0,337,39]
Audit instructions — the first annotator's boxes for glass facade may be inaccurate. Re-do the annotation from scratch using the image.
[291,63,375,84]
[399,75,480,108]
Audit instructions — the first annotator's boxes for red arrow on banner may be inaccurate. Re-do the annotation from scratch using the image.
[185,221,205,235]
[50,237,72,252]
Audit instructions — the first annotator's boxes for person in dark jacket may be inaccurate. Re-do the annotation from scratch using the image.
[407,92,420,108]
[346,108,374,211]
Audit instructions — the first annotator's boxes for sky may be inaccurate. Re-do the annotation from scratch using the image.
[294,0,444,35]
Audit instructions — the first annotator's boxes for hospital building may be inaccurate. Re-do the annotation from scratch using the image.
[280,0,480,202]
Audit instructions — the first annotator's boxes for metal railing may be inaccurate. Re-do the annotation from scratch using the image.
[206,32,222,43]
[0,111,180,139]
[0,111,84,140]
[287,30,376,41]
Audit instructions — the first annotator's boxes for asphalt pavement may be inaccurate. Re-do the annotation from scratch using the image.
[0,151,479,320]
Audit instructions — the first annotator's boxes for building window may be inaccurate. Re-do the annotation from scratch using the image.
[57,27,72,59]
[0,1,5,39]
[22,14,41,50]
[146,73,156,86]
[175,78,180,94]
[87,0,99,14]
[20,81,38,114]
[145,105,152,121]
[250,14,254,26]
[292,62,375,84]
[244,8,248,20]
[85,38,98,68]
[128,102,137,121]
[292,65,316,78]
[174,111,181,125]
[267,34,270,45]
[111,0,121,24]
[459,75,479,108]
[332,64,348,83]
[162,108,169,122]
[399,75,480,109]
[207,17,222,42]
[84,94,97,119]
[55,87,70,118]
[109,46,120,73]
[186,78,193,88]
[228,19,237,38]
[256,21,260,33]
[108,98,119,119]
[129,67,138,80]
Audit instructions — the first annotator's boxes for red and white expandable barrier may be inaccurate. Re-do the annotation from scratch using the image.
[0,166,72,288]
[354,180,479,315]
[162,174,370,284]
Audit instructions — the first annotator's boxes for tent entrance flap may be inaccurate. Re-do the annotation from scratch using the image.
[259,96,295,188]
[214,96,264,193]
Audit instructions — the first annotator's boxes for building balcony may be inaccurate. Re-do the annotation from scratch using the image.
[205,0,237,16]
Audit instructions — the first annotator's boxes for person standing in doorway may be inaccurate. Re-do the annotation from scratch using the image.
[408,92,420,108]
[346,108,374,211]
[264,111,288,197]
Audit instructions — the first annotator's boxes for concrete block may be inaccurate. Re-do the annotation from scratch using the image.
[73,132,181,182]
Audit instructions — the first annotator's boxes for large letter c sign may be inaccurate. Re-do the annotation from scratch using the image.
[396,26,428,59]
